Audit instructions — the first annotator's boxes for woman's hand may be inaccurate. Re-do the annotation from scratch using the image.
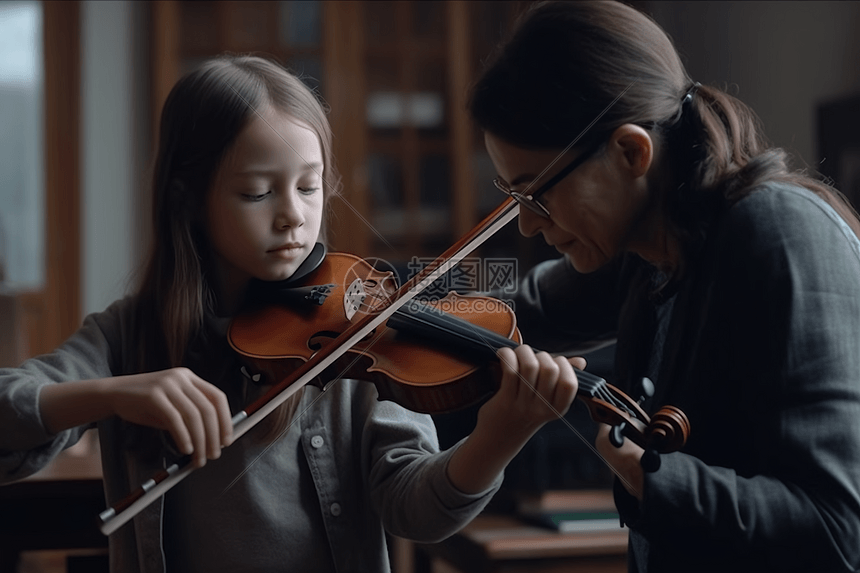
[446,345,582,494]
[596,423,645,500]
[40,368,233,468]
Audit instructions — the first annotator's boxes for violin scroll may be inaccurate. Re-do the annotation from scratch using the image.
[577,379,690,470]
[646,405,691,454]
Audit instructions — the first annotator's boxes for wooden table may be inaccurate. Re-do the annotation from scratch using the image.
[0,433,107,572]
[416,513,628,573]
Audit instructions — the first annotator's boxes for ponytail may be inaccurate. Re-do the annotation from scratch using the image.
[469,0,860,267]
[677,83,860,239]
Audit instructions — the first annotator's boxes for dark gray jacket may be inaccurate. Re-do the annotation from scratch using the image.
[509,183,860,572]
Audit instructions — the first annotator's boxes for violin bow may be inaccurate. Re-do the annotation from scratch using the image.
[99,81,637,536]
[99,198,520,534]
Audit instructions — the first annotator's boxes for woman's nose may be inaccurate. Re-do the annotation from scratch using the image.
[517,205,549,238]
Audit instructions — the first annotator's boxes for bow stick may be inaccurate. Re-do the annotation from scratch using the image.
[99,198,519,535]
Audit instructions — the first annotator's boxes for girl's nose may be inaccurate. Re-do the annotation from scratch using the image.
[517,205,549,238]
[274,192,305,230]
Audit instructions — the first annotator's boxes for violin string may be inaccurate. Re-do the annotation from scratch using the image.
[215,207,519,499]
[220,81,642,496]
[400,300,625,409]
[595,385,622,409]
[397,300,640,493]
[106,84,647,531]
[395,297,641,495]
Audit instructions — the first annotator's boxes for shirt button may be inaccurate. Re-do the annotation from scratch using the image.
[310,435,324,449]
[330,503,342,517]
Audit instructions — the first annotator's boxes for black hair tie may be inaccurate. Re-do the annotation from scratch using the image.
[681,82,701,105]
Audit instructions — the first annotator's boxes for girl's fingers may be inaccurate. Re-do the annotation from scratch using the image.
[511,345,540,399]
[194,378,234,447]
[568,356,587,371]
[496,346,520,399]
[155,392,194,456]
[493,347,582,422]
[553,355,578,412]
[167,387,208,467]
[182,383,223,460]
[532,350,560,402]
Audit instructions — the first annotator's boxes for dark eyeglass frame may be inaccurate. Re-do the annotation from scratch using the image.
[493,143,601,219]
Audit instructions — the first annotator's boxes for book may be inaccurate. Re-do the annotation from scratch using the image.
[515,489,616,516]
[527,510,625,533]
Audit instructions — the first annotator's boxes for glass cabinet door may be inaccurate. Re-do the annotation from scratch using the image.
[0,1,44,290]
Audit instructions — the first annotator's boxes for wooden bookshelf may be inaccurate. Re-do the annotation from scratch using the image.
[416,513,627,573]
[148,1,532,270]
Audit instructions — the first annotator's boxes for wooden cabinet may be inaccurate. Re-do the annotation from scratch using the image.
[149,1,540,273]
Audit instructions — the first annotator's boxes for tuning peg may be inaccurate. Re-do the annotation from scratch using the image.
[637,376,655,405]
[609,422,626,448]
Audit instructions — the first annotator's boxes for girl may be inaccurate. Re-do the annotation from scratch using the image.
[0,55,580,572]
[471,1,860,572]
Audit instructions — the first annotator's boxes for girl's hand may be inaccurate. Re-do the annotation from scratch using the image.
[477,345,581,439]
[104,368,234,467]
[39,368,233,468]
[446,345,582,494]
[596,423,645,500]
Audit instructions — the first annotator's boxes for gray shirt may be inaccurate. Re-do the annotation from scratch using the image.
[0,296,502,572]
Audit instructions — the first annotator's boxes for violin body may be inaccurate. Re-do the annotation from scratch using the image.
[228,250,690,456]
[228,251,518,414]
[101,211,691,535]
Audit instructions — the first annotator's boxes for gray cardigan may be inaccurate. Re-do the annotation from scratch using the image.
[508,183,860,572]
[0,296,501,572]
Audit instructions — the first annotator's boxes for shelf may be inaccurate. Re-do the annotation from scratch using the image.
[152,1,523,261]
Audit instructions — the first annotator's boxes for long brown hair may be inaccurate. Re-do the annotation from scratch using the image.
[469,0,860,273]
[136,55,340,439]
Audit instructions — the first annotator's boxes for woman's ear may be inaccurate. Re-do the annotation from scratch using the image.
[608,124,653,179]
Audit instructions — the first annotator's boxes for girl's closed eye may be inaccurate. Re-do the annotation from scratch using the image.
[298,186,320,195]
[242,190,272,202]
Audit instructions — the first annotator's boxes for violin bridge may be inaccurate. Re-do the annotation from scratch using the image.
[344,279,367,321]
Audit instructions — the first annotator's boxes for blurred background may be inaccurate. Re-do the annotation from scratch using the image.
[2,0,859,360]
[1,1,859,571]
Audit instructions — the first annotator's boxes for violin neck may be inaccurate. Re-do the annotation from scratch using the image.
[387,300,518,360]
[386,300,605,393]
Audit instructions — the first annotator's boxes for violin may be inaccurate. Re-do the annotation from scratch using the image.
[229,248,690,457]
[99,200,689,535]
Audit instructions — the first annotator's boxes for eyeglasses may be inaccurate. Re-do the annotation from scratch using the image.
[493,143,600,219]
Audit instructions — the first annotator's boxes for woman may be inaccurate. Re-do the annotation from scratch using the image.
[471,1,860,571]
